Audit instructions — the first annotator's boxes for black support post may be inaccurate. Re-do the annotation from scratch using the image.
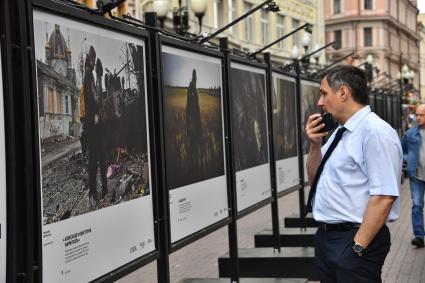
[264,53,281,252]
[145,12,171,283]
[294,60,306,218]
[7,0,41,282]
[220,37,240,283]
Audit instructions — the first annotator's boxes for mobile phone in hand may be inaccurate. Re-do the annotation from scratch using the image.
[318,112,337,133]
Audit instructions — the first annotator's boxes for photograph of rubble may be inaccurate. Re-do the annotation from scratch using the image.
[272,75,297,160]
[34,18,151,225]
[301,82,321,154]
[161,48,225,190]
[230,64,268,172]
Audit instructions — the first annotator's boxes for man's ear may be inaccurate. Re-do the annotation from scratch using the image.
[339,86,350,101]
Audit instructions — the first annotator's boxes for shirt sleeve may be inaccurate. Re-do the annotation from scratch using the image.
[365,132,402,197]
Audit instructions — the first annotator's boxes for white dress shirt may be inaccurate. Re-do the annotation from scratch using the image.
[313,106,403,223]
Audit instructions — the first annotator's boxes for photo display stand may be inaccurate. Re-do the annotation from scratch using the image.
[375,92,384,119]
[271,69,301,195]
[393,94,401,132]
[386,93,394,127]
[158,36,231,249]
[228,56,273,216]
[28,1,159,282]
[0,6,9,282]
[369,90,375,112]
[300,79,321,183]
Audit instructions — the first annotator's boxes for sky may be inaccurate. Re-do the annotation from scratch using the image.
[33,10,145,90]
[419,1,425,14]
[162,52,221,89]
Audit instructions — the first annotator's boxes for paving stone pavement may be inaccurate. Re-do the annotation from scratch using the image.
[117,180,421,283]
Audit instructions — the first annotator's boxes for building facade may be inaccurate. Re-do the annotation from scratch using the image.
[325,0,420,90]
[137,0,326,65]
[37,24,79,140]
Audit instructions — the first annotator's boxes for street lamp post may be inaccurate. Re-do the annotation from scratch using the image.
[173,0,189,35]
[364,54,374,84]
[289,44,307,220]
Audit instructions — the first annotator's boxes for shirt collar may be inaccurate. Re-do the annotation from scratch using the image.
[341,105,371,132]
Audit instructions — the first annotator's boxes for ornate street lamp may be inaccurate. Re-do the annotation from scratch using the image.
[291,45,300,60]
[364,54,374,83]
[152,0,169,28]
[190,0,208,33]
[300,32,311,72]
[173,0,189,35]
[312,43,321,67]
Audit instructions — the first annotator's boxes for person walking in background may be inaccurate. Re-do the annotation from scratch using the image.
[402,104,425,248]
[305,65,402,282]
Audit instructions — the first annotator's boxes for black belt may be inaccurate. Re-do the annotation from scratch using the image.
[317,222,361,231]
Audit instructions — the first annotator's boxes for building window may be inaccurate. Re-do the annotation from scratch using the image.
[364,27,372,46]
[333,0,341,14]
[334,30,342,49]
[214,0,224,29]
[229,0,237,33]
[65,95,69,114]
[57,93,61,113]
[364,0,372,10]
[244,2,254,42]
[48,88,54,113]
[292,19,300,47]
[261,10,269,44]
[276,15,285,49]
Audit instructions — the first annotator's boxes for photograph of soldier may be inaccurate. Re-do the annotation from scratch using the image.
[231,66,268,171]
[272,77,297,160]
[34,19,151,225]
[300,83,321,154]
[162,50,225,190]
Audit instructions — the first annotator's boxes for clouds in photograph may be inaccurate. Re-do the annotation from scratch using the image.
[33,13,144,89]
[162,51,221,89]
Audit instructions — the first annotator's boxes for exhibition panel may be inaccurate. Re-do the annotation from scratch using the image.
[300,80,321,182]
[0,43,6,283]
[160,43,229,245]
[30,3,157,282]
[229,60,272,213]
[272,72,299,193]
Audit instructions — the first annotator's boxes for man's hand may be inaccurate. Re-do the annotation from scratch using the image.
[306,113,329,184]
[305,113,329,145]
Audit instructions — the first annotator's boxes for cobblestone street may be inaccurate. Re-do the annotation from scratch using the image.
[118,179,422,283]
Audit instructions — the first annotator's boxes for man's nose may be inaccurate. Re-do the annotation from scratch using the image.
[317,96,324,106]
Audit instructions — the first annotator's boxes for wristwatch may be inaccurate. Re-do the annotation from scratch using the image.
[352,242,365,256]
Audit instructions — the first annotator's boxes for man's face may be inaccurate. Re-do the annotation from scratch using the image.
[318,77,340,116]
[416,106,425,128]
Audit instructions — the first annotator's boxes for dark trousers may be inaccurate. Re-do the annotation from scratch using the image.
[315,225,390,283]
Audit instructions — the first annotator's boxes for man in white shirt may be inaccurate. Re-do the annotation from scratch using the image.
[305,65,403,282]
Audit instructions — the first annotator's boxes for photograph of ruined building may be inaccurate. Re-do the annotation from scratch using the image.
[231,66,268,171]
[161,50,225,190]
[34,19,150,225]
[272,77,297,160]
[301,83,321,155]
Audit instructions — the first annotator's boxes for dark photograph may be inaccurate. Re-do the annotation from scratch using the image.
[162,50,225,190]
[34,19,150,225]
[231,66,268,171]
[272,76,297,160]
[301,82,321,154]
